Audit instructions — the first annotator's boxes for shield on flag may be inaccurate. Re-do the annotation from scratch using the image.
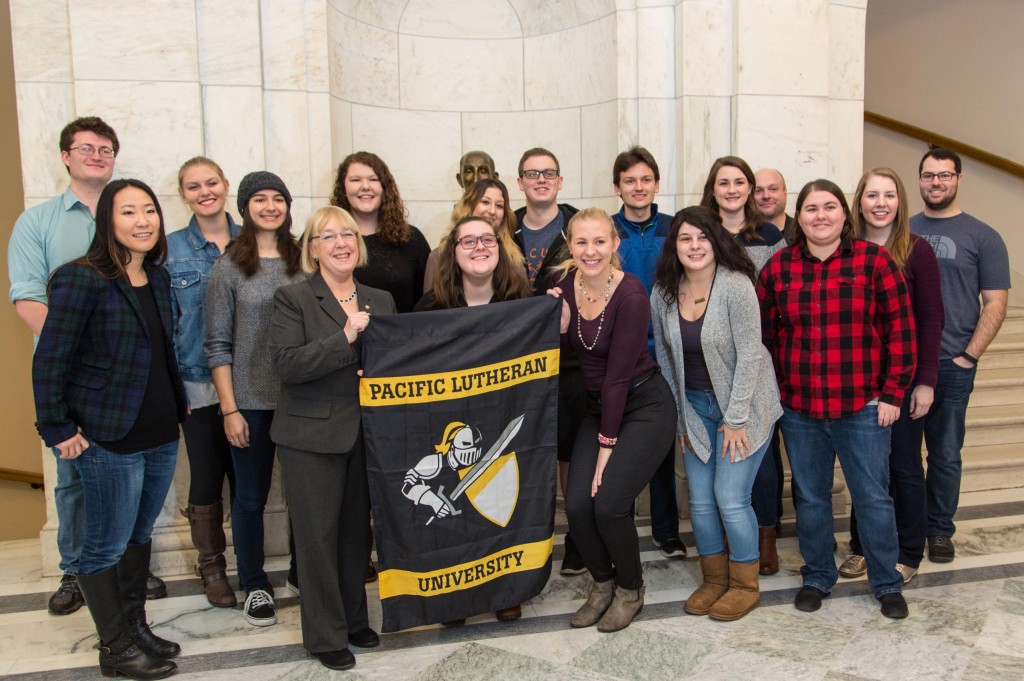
[460,452,519,527]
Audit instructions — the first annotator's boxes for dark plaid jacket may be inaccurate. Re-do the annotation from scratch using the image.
[33,261,186,447]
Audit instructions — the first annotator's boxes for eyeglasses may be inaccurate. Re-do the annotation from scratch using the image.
[920,171,958,182]
[313,231,358,244]
[457,234,498,249]
[520,169,559,180]
[68,144,116,158]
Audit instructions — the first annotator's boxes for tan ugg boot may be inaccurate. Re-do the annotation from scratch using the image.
[570,578,615,628]
[708,559,761,621]
[684,552,729,615]
[597,585,645,632]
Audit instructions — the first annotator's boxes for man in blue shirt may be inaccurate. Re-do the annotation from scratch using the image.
[611,146,685,559]
[8,117,167,613]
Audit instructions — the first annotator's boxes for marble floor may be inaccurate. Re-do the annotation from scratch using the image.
[2,488,1024,681]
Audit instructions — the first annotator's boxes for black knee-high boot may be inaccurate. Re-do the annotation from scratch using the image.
[119,542,181,660]
[77,565,177,679]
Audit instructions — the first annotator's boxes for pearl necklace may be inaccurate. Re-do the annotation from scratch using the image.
[576,270,615,351]
[337,288,357,304]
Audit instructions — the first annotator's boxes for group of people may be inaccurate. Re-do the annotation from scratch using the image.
[8,116,1010,678]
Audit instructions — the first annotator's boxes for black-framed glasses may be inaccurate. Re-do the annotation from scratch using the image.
[520,169,559,180]
[457,234,498,249]
[69,144,116,158]
[313,231,358,244]
[919,171,958,182]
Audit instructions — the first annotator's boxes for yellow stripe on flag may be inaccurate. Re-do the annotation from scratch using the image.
[378,535,554,599]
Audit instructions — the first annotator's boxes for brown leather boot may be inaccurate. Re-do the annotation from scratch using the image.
[708,559,760,621]
[571,579,614,628]
[684,552,729,615]
[759,526,779,575]
[597,585,645,632]
[183,502,237,608]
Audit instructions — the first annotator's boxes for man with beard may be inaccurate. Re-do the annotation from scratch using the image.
[910,147,1009,564]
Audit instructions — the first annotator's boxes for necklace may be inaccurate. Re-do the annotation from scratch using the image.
[578,269,614,304]
[679,273,713,306]
[337,288,357,304]
[577,306,607,352]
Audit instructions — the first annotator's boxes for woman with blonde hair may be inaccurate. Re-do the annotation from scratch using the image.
[840,167,943,585]
[547,207,676,632]
[270,206,394,671]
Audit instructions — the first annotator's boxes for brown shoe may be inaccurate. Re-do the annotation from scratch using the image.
[570,579,614,628]
[758,526,779,575]
[183,502,237,608]
[709,560,760,621]
[597,585,645,632]
[684,552,729,615]
[496,605,522,621]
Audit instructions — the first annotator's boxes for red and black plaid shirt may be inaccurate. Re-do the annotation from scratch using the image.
[757,239,916,419]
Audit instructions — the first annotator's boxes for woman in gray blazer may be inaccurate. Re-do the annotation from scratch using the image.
[269,206,395,672]
[651,206,782,622]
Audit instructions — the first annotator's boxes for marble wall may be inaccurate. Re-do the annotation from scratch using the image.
[10,0,867,575]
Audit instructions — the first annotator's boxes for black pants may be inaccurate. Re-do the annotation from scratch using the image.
[181,404,235,506]
[278,438,371,653]
[566,374,676,590]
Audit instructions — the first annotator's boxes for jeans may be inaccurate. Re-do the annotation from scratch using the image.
[682,389,769,563]
[780,404,902,596]
[73,439,179,576]
[181,404,235,506]
[924,360,976,537]
[230,409,277,592]
[52,453,85,574]
[750,424,783,528]
[648,445,681,543]
[849,390,927,567]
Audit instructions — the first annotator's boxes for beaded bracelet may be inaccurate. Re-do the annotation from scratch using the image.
[597,433,617,447]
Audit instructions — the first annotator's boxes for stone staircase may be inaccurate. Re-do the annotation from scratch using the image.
[960,305,1024,492]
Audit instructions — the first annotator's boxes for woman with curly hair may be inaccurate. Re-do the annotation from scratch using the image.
[331,152,431,313]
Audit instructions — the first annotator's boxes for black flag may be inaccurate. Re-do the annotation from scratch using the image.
[360,296,560,632]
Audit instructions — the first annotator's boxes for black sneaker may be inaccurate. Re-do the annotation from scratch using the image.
[365,562,378,584]
[927,536,955,563]
[286,565,300,595]
[48,573,84,616]
[652,536,687,559]
[878,592,908,619]
[244,589,277,627]
[560,533,587,575]
[315,649,355,671]
[146,571,167,600]
[794,585,828,612]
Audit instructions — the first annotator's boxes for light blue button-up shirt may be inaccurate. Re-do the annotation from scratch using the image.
[8,187,95,306]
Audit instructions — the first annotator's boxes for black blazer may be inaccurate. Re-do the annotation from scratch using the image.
[269,271,395,454]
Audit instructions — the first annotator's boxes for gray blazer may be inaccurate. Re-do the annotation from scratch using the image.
[651,268,782,463]
[269,271,396,454]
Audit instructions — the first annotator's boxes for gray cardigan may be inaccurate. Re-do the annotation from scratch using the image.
[651,268,782,463]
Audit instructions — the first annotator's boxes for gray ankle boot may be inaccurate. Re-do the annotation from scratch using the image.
[570,579,615,628]
[597,585,645,633]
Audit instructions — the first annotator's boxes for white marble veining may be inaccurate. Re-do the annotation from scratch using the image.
[305,0,331,93]
[399,0,522,38]
[636,6,677,98]
[829,98,865,191]
[830,3,867,101]
[677,0,733,97]
[638,98,679,191]
[329,95,354,166]
[575,0,617,24]
[332,0,409,31]
[201,85,268,193]
[735,0,829,97]
[68,0,199,82]
[261,0,313,92]
[195,0,262,86]
[509,0,582,36]
[734,94,830,190]
[523,15,618,110]
[405,200,461,247]
[8,0,72,82]
[14,82,74,199]
[580,101,621,198]
[306,93,336,199]
[399,35,524,112]
[263,90,313,197]
[616,9,638,100]
[678,95,732,195]
[327,9,400,107]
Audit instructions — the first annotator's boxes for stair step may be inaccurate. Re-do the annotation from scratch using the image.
[980,332,1024,370]
[996,307,1024,336]
[961,443,1024,492]
[971,367,1024,406]
[964,403,1024,447]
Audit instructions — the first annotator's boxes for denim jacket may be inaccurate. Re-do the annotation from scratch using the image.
[165,215,241,382]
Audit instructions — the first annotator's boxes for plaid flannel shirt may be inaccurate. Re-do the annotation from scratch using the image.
[757,238,916,419]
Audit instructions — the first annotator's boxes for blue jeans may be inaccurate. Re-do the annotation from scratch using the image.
[924,360,976,537]
[230,409,277,592]
[682,389,769,563]
[73,439,179,576]
[780,404,902,597]
[749,424,783,528]
[52,453,85,574]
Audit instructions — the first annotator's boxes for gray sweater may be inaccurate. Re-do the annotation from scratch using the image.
[651,268,782,463]
[204,256,307,410]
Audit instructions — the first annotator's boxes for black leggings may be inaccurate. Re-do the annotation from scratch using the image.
[181,404,235,506]
[566,374,676,590]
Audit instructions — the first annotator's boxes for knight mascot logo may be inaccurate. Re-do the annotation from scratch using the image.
[402,415,524,527]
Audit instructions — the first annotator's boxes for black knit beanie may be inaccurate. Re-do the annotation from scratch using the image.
[236,171,292,216]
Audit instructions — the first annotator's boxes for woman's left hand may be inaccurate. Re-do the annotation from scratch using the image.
[909,385,934,419]
[719,424,751,462]
[344,311,371,343]
[878,402,900,427]
[591,446,613,497]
